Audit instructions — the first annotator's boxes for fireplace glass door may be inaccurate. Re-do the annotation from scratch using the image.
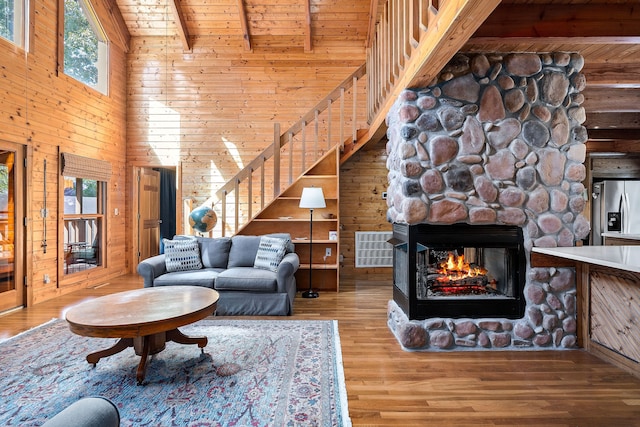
[417,246,515,300]
[391,223,526,320]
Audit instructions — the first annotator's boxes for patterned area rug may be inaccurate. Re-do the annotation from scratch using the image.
[0,319,351,426]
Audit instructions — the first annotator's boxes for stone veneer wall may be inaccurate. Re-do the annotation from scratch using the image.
[385,52,590,351]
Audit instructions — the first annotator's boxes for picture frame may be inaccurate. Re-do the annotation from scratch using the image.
[329,230,338,240]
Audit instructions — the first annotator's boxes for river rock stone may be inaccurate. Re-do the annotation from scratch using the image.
[469,207,497,224]
[459,116,485,154]
[402,197,428,224]
[486,150,516,181]
[443,73,480,102]
[445,165,474,192]
[505,88,525,112]
[522,120,550,148]
[398,322,428,349]
[429,136,459,165]
[416,112,440,132]
[428,199,467,223]
[536,149,566,186]
[430,330,454,349]
[498,187,526,207]
[487,118,521,149]
[478,85,506,122]
[471,54,490,77]
[399,105,420,123]
[551,108,570,146]
[474,176,498,202]
[420,169,444,194]
[541,72,569,107]
[438,107,466,131]
[505,53,542,76]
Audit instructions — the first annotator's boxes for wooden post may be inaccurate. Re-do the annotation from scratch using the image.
[273,122,280,198]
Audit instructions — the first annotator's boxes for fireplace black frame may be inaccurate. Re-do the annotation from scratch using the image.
[391,223,526,320]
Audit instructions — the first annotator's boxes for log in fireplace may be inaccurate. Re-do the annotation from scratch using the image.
[390,223,526,320]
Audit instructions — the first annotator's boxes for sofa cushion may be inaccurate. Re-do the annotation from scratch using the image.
[215,267,278,292]
[163,237,202,272]
[153,268,222,288]
[198,236,232,268]
[227,235,262,268]
[254,236,289,272]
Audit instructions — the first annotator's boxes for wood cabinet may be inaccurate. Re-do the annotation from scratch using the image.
[238,148,340,291]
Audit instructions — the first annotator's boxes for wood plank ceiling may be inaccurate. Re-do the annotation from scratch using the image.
[114,0,640,145]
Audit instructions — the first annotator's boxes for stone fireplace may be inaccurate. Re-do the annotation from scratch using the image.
[385,52,590,351]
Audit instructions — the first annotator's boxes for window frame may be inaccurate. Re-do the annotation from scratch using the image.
[60,175,108,281]
[0,0,31,49]
[58,0,110,95]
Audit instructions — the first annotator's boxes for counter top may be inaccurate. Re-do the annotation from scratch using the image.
[602,232,640,241]
[531,246,640,274]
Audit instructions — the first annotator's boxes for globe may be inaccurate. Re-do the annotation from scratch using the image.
[189,205,217,233]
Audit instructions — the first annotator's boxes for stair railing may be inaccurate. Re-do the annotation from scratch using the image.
[206,0,492,237]
[213,64,367,236]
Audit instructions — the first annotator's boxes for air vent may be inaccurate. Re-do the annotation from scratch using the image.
[355,231,393,267]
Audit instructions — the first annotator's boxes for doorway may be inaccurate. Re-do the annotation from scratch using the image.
[0,142,25,312]
[134,166,178,268]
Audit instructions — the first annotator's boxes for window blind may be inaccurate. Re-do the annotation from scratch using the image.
[61,153,111,181]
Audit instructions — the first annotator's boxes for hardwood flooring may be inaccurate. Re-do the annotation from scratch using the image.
[2,274,640,426]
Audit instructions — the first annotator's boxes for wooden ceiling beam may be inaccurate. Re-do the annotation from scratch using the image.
[472,4,640,40]
[585,113,640,130]
[304,0,312,52]
[237,0,252,52]
[583,63,640,88]
[169,0,191,51]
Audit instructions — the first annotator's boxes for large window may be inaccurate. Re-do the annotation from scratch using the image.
[0,0,27,47]
[63,176,104,274]
[63,0,108,94]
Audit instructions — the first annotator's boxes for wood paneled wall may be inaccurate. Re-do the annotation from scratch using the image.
[125,35,366,230]
[0,0,128,305]
[339,142,392,281]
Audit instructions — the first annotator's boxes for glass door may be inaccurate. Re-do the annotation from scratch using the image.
[0,143,24,312]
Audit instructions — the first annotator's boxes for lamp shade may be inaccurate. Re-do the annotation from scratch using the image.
[299,187,326,209]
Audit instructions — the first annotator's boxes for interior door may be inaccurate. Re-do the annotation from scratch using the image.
[138,168,161,262]
[0,143,24,312]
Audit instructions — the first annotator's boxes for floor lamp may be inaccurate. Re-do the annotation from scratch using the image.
[299,187,326,298]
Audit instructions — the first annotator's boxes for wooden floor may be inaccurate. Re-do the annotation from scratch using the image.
[2,274,640,426]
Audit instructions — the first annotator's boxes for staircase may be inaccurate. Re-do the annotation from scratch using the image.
[208,0,500,292]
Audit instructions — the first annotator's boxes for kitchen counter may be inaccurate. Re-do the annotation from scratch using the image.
[531,245,640,273]
[531,245,640,378]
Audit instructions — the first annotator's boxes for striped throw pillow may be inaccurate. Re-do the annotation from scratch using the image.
[253,236,289,272]
[163,237,203,272]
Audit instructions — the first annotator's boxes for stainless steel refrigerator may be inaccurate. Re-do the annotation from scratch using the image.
[591,180,640,245]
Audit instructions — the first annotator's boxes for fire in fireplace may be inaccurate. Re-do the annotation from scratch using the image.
[391,223,526,320]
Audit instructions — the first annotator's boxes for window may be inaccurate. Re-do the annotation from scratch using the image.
[63,0,108,94]
[63,176,104,274]
[0,0,27,47]
[60,152,111,276]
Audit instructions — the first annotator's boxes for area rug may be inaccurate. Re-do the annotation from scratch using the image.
[0,319,351,426]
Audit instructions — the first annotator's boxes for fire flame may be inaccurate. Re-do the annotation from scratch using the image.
[437,253,487,282]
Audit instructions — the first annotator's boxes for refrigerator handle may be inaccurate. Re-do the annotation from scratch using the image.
[621,193,630,234]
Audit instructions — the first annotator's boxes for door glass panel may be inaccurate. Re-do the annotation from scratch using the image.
[0,151,15,294]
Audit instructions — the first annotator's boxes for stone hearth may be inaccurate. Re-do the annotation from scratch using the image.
[385,52,590,351]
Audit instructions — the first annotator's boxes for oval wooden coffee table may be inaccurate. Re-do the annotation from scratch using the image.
[65,286,219,385]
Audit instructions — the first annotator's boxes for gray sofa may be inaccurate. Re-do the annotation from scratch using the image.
[136,233,299,315]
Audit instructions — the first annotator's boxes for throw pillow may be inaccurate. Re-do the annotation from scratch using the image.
[163,237,203,272]
[253,236,289,272]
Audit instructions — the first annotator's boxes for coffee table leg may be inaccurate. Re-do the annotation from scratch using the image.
[166,328,208,353]
[136,335,151,385]
[86,338,133,366]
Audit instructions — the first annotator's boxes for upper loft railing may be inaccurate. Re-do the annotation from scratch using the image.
[200,0,499,237]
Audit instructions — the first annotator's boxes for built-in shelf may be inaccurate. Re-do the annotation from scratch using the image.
[237,147,341,292]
